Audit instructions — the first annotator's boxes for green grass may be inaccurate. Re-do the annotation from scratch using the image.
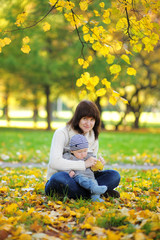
[99,131,160,155]
[99,131,160,164]
[0,128,53,163]
[97,214,128,228]
[0,128,160,165]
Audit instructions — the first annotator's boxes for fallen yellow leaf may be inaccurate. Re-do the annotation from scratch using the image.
[91,160,104,171]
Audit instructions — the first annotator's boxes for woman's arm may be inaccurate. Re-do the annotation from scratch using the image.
[92,138,105,165]
[92,138,99,157]
[49,128,86,171]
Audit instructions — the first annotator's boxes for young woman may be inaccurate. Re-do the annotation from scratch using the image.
[45,100,121,199]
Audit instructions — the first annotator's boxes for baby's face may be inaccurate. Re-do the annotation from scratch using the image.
[72,148,88,159]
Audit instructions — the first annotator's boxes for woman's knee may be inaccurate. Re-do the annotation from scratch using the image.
[114,170,121,182]
[45,172,70,195]
[100,169,121,189]
[112,170,121,187]
[53,172,71,186]
[45,172,90,199]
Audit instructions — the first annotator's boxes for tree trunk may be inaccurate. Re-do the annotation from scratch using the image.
[134,114,140,129]
[33,94,38,128]
[132,103,141,129]
[3,92,10,123]
[33,108,38,128]
[95,97,105,129]
[115,111,128,131]
[45,85,51,130]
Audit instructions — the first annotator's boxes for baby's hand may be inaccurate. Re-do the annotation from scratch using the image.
[69,170,75,178]
[98,155,105,165]
[85,157,97,168]
[91,160,104,171]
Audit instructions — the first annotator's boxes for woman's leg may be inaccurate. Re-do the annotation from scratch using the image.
[45,172,90,199]
[95,170,121,190]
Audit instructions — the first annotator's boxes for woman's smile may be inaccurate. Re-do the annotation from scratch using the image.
[79,117,95,133]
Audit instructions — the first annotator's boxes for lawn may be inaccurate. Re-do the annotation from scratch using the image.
[0,128,160,165]
[99,131,160,165]
[0,128,160,239]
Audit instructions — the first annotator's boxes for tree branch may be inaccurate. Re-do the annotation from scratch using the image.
[125,4,132,39]
[4,3,58,33]
[70,9,85,58]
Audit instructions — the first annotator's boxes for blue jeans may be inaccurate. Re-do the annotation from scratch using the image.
[45,170,121,199]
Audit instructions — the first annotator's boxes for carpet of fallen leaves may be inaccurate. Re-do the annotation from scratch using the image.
[0,167,160,240]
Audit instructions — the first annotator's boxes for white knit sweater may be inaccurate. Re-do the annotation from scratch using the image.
[46,125,98,180]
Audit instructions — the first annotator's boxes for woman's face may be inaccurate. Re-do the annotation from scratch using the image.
[79,116,95,133]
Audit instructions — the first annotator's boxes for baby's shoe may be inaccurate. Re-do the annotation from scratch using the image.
[91,195,104,202]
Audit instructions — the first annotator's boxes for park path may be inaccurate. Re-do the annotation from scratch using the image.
[0,162,159,170]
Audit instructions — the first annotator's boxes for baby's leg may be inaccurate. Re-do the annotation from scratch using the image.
[74,175,107,195]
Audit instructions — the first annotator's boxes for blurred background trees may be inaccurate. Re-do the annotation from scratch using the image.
[108,45,160,130]
[0,0,81,129]
[0,0,159,130]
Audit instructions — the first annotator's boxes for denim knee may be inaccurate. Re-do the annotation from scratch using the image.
[114,170,121,182]
[111,170,121,188]
[45,172,69,196]
[45,172,90,199]
[95,169,121,190]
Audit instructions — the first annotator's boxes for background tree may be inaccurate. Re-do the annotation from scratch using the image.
[0,0,83,129]
[114,45,160,129]
[0,0,160,130]
[1,0,159,102]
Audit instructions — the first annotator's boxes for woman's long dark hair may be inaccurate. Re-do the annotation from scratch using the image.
[67,100,101,139]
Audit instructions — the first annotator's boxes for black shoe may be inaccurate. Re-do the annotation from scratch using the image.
[103,190,120,198]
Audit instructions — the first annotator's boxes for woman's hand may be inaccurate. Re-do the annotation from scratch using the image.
[85,157,97,168]
[69,170,75,178]
[98,155,105,165]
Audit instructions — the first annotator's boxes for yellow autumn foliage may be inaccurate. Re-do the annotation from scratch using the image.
[121,54,131,64]
[15,12,28,27]
[110,64,121,75]
[5,203,18,214]
[21,44,31,54]
[109,96,117,105]
[0,163,160,239]
[99,2,105,8]
[1,0,159,107]
[3,37,11,45]
[79,1,88,11]
[106,54,115,64]
[22,36,30,44]
[96,88,106,97]
[43,22,51,32]
[127,67,136,76]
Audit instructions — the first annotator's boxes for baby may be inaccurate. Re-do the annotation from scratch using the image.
[63,134,107,202]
